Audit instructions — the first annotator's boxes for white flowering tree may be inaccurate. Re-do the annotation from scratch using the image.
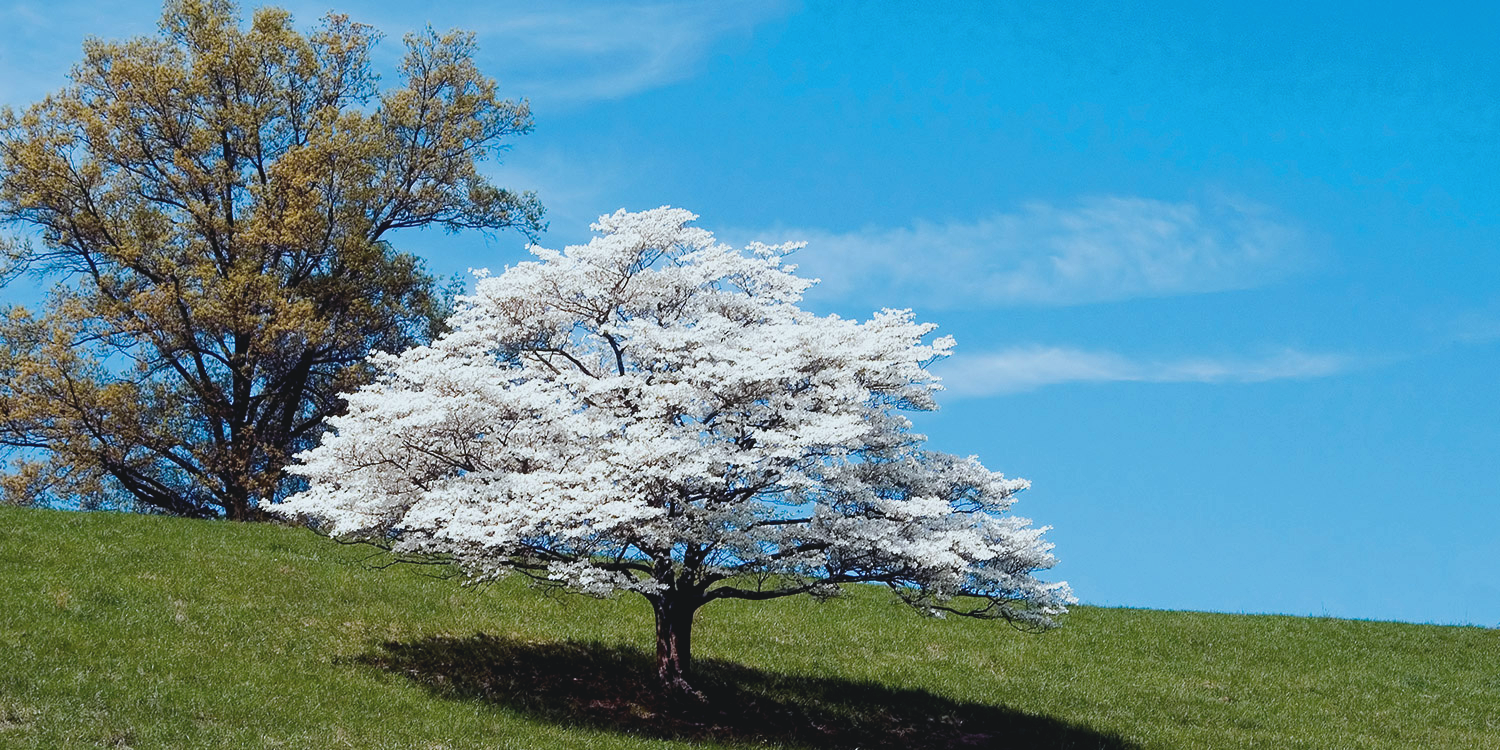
[273,207,1073,694]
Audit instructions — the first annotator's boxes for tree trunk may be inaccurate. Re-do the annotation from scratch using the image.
[652,593,703,698]
[222,481,262,522]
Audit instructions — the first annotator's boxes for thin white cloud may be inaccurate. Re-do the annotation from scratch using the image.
[770,195,1309,308]
[325,0,788,107]
[938,346,1353,397]
[469,2,785,104]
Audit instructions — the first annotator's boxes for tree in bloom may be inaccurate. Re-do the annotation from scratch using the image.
[273,207,1073,694]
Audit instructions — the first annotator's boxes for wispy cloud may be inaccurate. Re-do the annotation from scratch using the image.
[324,0,789,107]
[463,1,787,105]
[937,346,1353,397]
[767,195,1310,308]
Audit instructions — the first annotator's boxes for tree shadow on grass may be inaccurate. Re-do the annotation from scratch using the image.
[355,633,1135,749]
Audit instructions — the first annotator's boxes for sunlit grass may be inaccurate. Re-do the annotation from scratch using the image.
[1,506,1496,748]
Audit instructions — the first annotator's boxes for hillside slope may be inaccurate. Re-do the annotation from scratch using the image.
[0,506,1495,749]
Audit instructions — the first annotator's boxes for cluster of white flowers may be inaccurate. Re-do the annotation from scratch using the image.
[273,207,1073,625]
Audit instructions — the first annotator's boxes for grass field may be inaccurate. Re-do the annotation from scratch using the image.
[1,505,1496,749]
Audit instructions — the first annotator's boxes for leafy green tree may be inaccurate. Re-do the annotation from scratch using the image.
[0,0,542,519]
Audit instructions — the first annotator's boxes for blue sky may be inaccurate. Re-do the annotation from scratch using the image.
[3,1,1498,626]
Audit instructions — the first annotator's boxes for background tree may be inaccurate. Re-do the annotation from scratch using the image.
[0,0,542,518]
[273,207,1073,695]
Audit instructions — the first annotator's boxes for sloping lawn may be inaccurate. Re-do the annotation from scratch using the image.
[1,506,1496,748]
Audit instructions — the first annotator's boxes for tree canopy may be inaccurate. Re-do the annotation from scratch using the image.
[0,0,542,518]
[273,207,1072,693]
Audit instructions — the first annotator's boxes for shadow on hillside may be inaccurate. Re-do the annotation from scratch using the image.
[356,633,1134,749]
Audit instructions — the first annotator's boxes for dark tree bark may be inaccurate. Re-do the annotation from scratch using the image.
[650,589,705,697]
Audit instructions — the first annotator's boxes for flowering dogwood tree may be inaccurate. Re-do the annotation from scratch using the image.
[273,207,1073,693]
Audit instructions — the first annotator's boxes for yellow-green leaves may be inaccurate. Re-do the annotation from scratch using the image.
[0,1,540,518]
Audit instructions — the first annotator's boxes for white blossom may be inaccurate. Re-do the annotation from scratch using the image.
[273,207,1074,646]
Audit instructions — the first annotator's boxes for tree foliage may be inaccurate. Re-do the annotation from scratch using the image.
[274,208,1072,692]
[0,0,542,518]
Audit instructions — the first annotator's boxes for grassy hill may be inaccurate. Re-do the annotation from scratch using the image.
[0,506,1495,749]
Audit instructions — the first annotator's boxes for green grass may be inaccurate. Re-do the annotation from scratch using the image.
[1,506,1496,749]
